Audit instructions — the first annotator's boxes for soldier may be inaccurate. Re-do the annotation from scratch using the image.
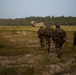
[37,26,45,47]
[72,31,76,49]
[52,25,66,58]
[44,25,53,52]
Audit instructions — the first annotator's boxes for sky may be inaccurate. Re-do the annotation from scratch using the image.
[0,0,76,19]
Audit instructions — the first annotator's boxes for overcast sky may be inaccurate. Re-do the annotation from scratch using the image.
[0,0,76,19]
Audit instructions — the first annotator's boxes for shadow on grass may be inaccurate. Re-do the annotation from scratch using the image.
[0,67,17,75]
[0,44,6,48]
[0,47,46,56]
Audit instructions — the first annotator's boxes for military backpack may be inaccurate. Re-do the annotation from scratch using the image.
[44,27,52,37]
[38,28,44,36]
[52,28,66,40]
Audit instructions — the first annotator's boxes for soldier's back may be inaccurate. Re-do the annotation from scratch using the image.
[52,28,66,44]
[44,26,53,37]
[54,28,66,39]
[37,27,44,37]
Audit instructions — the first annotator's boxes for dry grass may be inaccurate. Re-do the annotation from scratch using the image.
[0,26,76,75]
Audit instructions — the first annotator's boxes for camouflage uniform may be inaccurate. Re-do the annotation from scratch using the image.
[37,27,45,47]
[72,31,76,49]
[44,25,53,52]
[52,25,66,58]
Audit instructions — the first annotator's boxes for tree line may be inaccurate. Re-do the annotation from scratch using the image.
[0,16,76,26]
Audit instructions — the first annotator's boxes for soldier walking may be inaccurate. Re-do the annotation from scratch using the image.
[37,26,45,47]
[44,25,53,52]
[52,25,66,58]
[72,31,76,49]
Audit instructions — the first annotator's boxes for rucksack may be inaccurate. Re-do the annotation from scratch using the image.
[55,28,66,38]
[44,27,52,37]
[38,28,44,35]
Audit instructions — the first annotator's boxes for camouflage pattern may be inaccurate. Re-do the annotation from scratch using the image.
[52,25,66,58]
[44,25,53,37]
[44,37,51,52]
[44,26,53,52]
[37,27,45,47]
[72,31,76,49]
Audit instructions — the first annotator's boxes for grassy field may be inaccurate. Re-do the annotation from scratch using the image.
[0,26,76,75]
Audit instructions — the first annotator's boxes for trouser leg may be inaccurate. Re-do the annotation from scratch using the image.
[47,42,50,52]
[47,38,51,52]
[55,43,62,58]
[40,38,44,47]
[72,43,76,49]
[56,48,62,58]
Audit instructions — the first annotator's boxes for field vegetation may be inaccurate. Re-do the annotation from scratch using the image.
[0,26,76,75]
